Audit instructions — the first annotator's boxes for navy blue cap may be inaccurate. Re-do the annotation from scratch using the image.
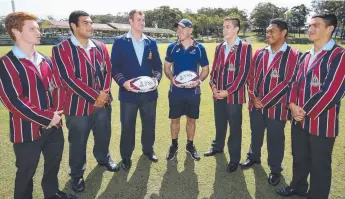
[174,19,193,28]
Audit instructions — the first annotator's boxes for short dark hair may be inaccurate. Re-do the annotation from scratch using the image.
[69,10,89,34]
[270,18,288,37]
[129,9,144,20]
[312,13,337,35]
[224,17,240,33]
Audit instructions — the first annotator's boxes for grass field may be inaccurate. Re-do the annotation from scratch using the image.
[0,43,345,199]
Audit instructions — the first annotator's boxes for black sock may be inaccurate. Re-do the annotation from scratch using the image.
[187,140,193,149]
[172,138,178,147]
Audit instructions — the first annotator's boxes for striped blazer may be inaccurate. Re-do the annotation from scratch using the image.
[0,51,64,143]
[209,40,252,104]
[52,38,112,116]
[288,45,345,137]
[247,46,300,121]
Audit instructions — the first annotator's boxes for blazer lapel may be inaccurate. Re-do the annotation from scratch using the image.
[126,37,141,67]
[76,46,95,71]
[264,51,284,79]
[305,50,327,77]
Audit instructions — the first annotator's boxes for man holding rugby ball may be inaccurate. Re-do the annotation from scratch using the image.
[164,19,209,161]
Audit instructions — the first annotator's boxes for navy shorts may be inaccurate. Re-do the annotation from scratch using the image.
[168,94,201,119]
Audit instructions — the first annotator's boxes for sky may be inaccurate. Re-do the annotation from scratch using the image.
[0,0,312,20]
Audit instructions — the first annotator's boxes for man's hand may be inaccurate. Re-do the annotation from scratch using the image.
[151,77,159,90]
[214,90,228,99]
[289,103,306,121]
[172,77,183,88]
[94,100,105,108]
[252,97,264,109]
[94,90,108,108]
[184,80,201,89]
[123,79,139,93]
[47,110,64,129]
[211,84,218,95]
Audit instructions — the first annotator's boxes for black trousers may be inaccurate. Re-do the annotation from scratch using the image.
[120,100,157,160]
[247,108,286,173]
[65,105,112,179]
[211,99,242,164]
[290,123,335,199]
[13,127,64,199]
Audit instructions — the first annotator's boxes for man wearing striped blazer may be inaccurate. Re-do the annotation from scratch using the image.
[205,17,252,173]
[0,12,75,199]
[52,10,119,193]
[241,19,300,186]
[276,14,345,199]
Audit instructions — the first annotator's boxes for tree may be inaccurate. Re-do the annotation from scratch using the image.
[289,4,309,37]
[250,3,288,35]
[0,24,5,35]
[144,6,183,29]
[311,0,345,39]
[90,14,117,24]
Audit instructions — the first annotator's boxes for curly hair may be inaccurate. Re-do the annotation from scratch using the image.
[5,12,37,41]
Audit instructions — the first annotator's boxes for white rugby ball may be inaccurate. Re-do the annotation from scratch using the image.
[174,70,199,87]
[130,76,156,92]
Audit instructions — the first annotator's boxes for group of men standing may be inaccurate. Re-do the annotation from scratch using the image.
[0,8,344,199]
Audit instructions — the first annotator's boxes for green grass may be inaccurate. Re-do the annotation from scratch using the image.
[0,43,345,199]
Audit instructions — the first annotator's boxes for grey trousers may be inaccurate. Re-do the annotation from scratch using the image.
[212,99,243,164]
[66,105,112,178]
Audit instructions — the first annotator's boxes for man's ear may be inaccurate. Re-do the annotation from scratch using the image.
[328,25,335,34]
[11,28,20,39]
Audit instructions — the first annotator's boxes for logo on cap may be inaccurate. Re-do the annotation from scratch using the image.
[174,19,193,28]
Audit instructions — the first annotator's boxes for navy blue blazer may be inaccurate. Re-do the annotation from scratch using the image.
[111,34,162,103]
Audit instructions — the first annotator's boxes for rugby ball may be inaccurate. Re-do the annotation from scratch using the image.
[174,70,199,87]
[130,76,157,92]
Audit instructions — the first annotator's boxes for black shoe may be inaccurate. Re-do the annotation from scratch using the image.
[144,152,159,162]
[47,191,76,199]
[166,145,178,160]
[186,145,201,161]
[99,159,120,172]
[227,162,239,173]
[121,159,132,171]
[204,148,224,157]
[276,186,308,197]
[71,177,85,193]
[240,158,261,169]
[268,173,281,186]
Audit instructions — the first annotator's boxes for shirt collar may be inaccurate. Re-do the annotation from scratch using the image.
[12,45,44,66]
[265,42,288,54]
[309,39,335,56]
[176,39,199,48]
[223,37,241,48]
[126,31,148,42]
[70,34,95,50]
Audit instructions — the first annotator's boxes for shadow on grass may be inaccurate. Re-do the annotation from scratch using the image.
[210,153,251,199]
[97,154,152,199]
[150,155,199,199]
[253,164,289,199]
[61,165,106,198]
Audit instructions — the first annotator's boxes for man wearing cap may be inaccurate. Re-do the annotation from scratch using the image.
[111,9,162,171]
[205,17,252,173]
[164,19,209,161]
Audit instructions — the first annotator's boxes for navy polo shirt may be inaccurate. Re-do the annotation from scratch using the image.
[165,40,209,95]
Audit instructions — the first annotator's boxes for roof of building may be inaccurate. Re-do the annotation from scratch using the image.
[44,21,175,34]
